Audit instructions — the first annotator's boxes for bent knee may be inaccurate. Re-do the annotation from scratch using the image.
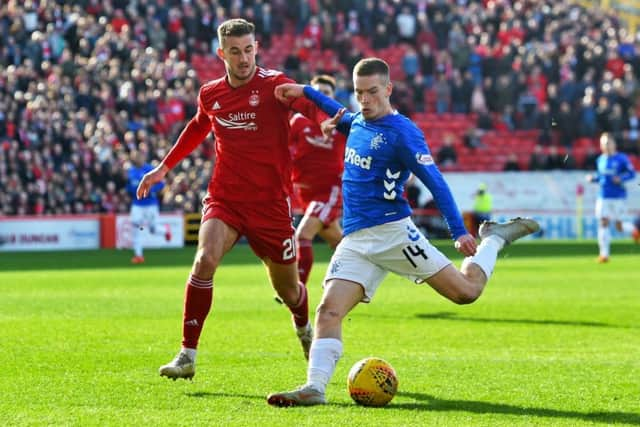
[450,285,482,305]
[192,251,219,276]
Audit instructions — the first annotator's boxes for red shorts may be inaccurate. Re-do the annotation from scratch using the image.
[297,185,342,227]
[201,196,297,264]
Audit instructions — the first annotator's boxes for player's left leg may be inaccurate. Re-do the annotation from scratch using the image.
[265,260,312,359]
[247,197,313,359]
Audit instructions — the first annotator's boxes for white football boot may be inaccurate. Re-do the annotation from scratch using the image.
[159,350,195,380]
[479,217,540,245]
[267,384,326,407]
[296,322,313,360]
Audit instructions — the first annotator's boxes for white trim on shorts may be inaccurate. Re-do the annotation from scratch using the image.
[323,217,451,303]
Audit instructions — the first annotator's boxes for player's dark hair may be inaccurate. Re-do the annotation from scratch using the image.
[217,19,255,45]
[353,58,390,82]
[310,74,336,91]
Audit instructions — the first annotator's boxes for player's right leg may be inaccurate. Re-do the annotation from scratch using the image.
[267,279,363,407]
[130,205,145,263]
[159,217,238,380]
[428,217,540,304]
[295,212,324,286]
[597,217,611,262]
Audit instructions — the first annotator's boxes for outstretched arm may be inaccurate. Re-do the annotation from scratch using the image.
[275,84,353,134]
[137,110,211,199]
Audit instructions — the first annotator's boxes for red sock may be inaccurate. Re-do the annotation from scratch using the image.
[181,274,213,349]
[288,282,309,327]
[297,238,314,285]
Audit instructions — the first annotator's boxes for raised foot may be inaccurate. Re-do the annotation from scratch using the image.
[479,217,540,245]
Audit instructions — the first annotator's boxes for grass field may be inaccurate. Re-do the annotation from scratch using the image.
[1,241,639,426]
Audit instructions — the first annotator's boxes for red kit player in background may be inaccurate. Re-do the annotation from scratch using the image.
[137,19,316,380]
[289,75,346,286]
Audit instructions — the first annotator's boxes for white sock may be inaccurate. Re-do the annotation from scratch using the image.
[598,225,610,257]
[181,347,197,360]
[621,222,635,235]
[133,225,143,257]
[307,338,343,393]
[462,235,503,278]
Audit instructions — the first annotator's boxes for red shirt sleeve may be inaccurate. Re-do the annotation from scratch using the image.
[162,91,212,170]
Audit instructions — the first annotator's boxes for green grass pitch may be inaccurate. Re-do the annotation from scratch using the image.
[1,241,639,426]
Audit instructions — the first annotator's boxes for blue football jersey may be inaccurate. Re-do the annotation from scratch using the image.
[127,164,165,206]
[593,152,635,199]
[303,86,467,239]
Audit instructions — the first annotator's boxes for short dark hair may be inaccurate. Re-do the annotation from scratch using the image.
[310,74,336,91]
[353,58,390,81]
[217,19,255,45]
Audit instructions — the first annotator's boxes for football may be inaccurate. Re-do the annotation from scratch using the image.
[347,357,398,407]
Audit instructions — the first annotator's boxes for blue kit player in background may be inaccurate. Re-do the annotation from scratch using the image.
[267,58,540,406]
[127,150,170,264]
[586,133,637,262]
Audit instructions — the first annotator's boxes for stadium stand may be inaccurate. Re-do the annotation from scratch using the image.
[0,0,639,216]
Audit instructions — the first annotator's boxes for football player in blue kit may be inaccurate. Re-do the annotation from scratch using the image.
[267,58,540,406]
[586,133,637,262]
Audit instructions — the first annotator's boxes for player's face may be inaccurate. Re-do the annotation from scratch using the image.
[353,74,393,121]
[313,82,334,98]
[600,136,616,155]
[217,34,257,86]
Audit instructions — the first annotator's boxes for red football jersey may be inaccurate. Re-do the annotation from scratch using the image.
[289,112,346,190]
[164,67,319,202]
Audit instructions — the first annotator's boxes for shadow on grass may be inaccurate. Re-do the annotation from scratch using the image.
[396,392,640,425]
[186,391,639,424]
[415,311,629,328]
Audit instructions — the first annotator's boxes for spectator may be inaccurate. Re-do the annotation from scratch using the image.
[503,153,521,171]
[529,145,550,170]
[434,73,451,114]
[436,134,458,167]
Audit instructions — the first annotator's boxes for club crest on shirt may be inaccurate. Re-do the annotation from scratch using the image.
[249,91,260,107]
[370,133,386,150]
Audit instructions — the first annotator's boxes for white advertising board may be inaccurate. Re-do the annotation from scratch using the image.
[0,216,100,251]
[413,171,640,239]
[115,213,184,249]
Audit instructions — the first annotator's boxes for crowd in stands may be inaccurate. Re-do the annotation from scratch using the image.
[0,0,638,216]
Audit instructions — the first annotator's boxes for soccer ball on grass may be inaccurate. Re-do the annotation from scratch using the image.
[347,357,398,406]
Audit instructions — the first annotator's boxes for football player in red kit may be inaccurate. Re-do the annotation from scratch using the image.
[289,75,346,285]
[137,19,318,380]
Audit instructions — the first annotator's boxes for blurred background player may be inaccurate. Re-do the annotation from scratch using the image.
[289,75,347,286]
[472,182,492,236]
[586,133,637,263]
[136,19,321,381]
[126,150,169,264]
[267,58,540,406]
